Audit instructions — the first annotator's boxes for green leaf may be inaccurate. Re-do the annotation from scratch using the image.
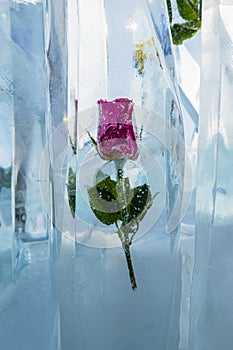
[87,173,157,235]
[68,193,76,218]
[129,184,149,220]
[122,184,152,225]
[121,185,156,240]
[171,20,201,45]
[91,207,122,226]
[95,174,118,201]
[167,0,201,45]
[176,0,199,21]
[66,167,76,217]
[87,174,123,226]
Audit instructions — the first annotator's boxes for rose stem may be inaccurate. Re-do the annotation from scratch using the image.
[116,224,137,291]
[123,243,137,291]
[115,161,137,290]
[117,168,123,181]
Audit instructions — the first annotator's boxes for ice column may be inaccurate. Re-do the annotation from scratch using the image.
[189,1,233,349]
[45,1,75,349]
[12,0,49,245]
[0,1,60,349]
[148,0,185,239]
[0,0,14,320]
[74,1,183,349]
[45,0,68,241]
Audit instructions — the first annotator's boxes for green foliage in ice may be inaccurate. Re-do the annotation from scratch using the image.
[67,166,76,218]
[87,170,153,232]
[167,0,202,44]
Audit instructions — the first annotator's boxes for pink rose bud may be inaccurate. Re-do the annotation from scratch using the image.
[97,98,138,160]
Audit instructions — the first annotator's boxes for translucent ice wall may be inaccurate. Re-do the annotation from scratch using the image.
[0,1,188,349]
[73,1,184,349]
[44,0,76,349]
[0,1,60,349]
[189,1,233,349]
[0,0,14,324]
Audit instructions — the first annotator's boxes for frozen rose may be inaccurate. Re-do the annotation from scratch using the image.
[97,98,138,160]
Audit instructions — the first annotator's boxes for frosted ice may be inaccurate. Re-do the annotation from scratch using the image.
[72,0,183,349]
[189,1,233,349]
[0,1,188,350]
[0,2,59,350]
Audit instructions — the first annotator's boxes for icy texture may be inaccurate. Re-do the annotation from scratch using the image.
[0,1,14,327]
[74,213,181,350]
[77,0,184,231]
[73,1,183,349]
[46,0,68,238]
[189,1,233,349]
[0,1,60,349]
[0,241,54,350]
[45,1,69,349]
[0,1,186,349]
[149,1,185,236]
[47,0,68,130]
[44,1,70,349]
[10,1,48,242]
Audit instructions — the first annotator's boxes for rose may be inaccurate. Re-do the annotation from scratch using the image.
[97,98,138,160]
[67,97,156,291]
